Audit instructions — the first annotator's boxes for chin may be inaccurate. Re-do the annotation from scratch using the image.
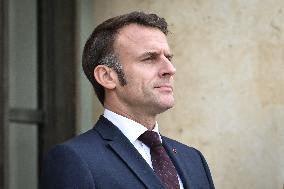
[159,100,175,112]
[162,97,174,108]
[150,95,174,113]
[155,105,173,115]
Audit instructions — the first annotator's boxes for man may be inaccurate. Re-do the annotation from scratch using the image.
[41,11,215,189]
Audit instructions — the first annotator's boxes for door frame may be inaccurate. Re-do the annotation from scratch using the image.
[37,0,77,164]
[0,0,77,188]
[0,0,8,188]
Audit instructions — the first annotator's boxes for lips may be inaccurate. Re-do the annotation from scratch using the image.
[154,84,173,92]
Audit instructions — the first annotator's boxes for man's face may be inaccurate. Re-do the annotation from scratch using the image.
[113,24,176,116]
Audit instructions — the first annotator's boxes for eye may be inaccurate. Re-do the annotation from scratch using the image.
[165,55,173,62]
[142,55,157,62]
[143,57,153,61]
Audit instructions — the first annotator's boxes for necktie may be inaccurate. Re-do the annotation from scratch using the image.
[138,131,180,189]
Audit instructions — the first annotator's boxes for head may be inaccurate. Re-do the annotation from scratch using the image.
[82,11,169,105]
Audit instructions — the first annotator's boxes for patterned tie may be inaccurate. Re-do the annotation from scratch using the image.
[138,131,180,189]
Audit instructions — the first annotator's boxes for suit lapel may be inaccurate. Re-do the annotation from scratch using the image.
[162,137,195,189]
[95,116,165,189]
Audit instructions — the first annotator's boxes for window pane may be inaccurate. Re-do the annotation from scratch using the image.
[8,123,38,189]
[8,0,37,109]
[7,0,38,188]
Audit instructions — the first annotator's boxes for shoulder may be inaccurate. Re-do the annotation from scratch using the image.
[43,128,99,169]
[41,139,96,188]
[46,127,105,161]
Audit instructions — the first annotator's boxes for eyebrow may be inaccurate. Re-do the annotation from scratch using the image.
[139,51,174,60]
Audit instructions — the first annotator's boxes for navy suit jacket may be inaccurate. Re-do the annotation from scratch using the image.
[41,116,215,189]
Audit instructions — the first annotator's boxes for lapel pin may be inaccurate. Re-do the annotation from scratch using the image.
[172,148,177,154]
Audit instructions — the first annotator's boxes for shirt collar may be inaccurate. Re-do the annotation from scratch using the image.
[103,109,161,144]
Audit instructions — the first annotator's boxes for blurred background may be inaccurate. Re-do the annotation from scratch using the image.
[0,0,283,189]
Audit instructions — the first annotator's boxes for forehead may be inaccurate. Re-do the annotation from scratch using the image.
[114,24,170,55]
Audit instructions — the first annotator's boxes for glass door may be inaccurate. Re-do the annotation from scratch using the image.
[7,0,38,188]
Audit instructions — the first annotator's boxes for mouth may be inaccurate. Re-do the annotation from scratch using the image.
[154,84,173,92]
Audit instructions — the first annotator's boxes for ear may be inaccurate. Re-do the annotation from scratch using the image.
[94,65,117,89]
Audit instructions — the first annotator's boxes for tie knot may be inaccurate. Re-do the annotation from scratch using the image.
[138,131,162,148]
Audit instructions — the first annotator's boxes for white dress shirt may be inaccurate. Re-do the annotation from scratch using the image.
[103,109,184,189]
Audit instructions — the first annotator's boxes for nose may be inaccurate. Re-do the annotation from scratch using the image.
[159,56,176,78]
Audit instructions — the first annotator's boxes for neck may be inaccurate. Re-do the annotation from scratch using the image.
[104,104,157,130]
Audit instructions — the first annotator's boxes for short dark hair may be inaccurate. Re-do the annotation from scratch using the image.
[82,11,169,105]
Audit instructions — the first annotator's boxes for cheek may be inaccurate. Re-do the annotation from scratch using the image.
[124,68,156,91]
[126,79,151,98]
